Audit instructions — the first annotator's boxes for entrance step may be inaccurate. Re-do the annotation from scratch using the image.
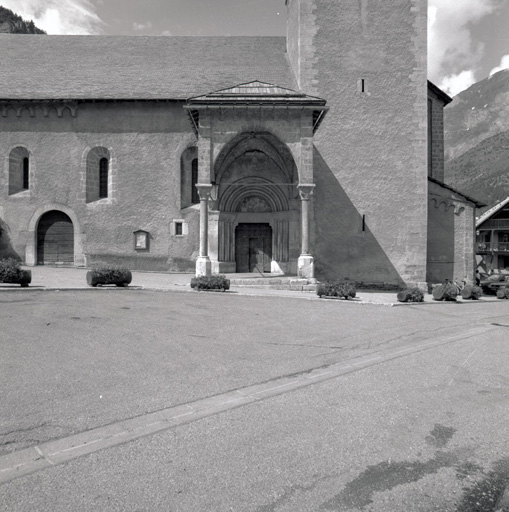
[227,275,318,292]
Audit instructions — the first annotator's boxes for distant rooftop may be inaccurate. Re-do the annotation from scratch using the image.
[0,34,296,100]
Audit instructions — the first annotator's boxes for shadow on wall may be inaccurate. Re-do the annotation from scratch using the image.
[426,199,454,283]
[0,219,22,261]
[313,148,405,287]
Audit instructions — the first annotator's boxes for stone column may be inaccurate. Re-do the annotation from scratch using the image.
[297,184,315,278]
[196,184,213,277]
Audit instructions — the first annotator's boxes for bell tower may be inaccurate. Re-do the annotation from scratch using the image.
[286,0,429,287]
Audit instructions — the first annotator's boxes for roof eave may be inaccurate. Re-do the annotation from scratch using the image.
[428,176,486,207]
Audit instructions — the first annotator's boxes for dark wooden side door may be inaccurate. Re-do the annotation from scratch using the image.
[37,211,74,265]
[235,223,272,273]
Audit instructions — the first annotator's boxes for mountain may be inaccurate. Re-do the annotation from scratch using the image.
[444,69,509,208]
[0,6,46,34]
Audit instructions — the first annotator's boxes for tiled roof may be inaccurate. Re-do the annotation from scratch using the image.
[0,35,296,100]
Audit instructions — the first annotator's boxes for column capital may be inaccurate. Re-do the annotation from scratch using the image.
[195,183,213,201]
[298,184,315,201]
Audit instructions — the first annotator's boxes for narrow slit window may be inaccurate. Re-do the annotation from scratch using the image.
[358,78,367,94]
[175,222,183,236]
[23,157,29,189]
[99,157,108,198]
[191,158,199,204]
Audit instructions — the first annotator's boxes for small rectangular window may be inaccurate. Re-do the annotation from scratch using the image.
[357,78,368,94]
[99,158,108,198]
[23,157,29,189]
[175,222,183,236]
[191,159,199,204]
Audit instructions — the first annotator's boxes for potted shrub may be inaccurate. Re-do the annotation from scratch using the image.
[190,274,230,291]
[0,258,31,287]
[397,287,424,303]
[86,264,132,287]
[317,280,356,300]
[432,281,458,301]
[461,284,482,300]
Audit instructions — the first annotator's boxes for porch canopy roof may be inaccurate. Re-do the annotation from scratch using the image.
[185,81,328,135]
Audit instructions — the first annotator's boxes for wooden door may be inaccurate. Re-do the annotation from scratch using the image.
[37,211,74,265]
[235,223,272,273]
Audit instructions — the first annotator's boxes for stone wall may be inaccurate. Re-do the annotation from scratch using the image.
[427,180,476,284]
[0,101,199,271]
[287,0,429,286]
[428,88,447,182]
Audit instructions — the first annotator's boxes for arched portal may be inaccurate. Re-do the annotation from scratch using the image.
[212,132,299,274]
[36,211,74,265]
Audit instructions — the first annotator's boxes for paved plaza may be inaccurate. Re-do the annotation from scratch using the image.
[0,282,508,511]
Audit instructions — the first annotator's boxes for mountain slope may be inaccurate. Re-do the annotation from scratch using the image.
[0,6,46,34]
[445,69,509,207]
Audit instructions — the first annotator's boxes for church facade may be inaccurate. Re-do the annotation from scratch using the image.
[0,0,482,287]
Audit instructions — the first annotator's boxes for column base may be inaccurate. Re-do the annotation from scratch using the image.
[196,256,211,277]
[297,254,314,279]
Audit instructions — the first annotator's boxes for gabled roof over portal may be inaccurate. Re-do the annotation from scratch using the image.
[187,81,326,106]
[477,196,509,228]
[185,81,328,135]
[0,35,296,100]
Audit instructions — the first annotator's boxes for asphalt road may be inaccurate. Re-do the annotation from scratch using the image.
[1,290,508,511]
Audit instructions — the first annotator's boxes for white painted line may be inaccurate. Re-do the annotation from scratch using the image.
[51,437,102,456]
[34,447,54,466]
[251,380,300,395]
[306,370,334,379]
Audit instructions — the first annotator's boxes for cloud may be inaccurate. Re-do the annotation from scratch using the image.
[490,55,509,76]
[440,70,476,97]
[428,0,498,95]
[132,21,153,32]
[1,0,104,35]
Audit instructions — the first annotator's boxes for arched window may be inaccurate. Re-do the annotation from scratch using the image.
[191,158,199,204]
[86,147,110,203]
[8,147,30,195]
[99,158,108,198]
[180,146,198,209]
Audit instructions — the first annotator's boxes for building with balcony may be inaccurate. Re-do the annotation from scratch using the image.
[476,197,509,272]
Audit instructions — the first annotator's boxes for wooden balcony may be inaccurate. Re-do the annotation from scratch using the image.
[476,242,509,254]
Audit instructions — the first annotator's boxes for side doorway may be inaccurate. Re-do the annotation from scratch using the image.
[235,223,272,273]
[37,210,74,265]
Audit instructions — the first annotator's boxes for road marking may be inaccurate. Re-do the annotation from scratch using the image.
[0,324,496,485]
[448,346,481,386]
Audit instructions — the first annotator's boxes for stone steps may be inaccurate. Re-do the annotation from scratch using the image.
[227,276,318,292]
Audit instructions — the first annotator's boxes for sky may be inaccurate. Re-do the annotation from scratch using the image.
[3,0,509,97]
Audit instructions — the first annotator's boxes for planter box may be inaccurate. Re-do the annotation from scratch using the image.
[190,275,230,291]
[0,269,31,287]
[86,270,132,287]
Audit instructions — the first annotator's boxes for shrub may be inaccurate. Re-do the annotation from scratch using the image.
[190,274,230,291]
[317,280,356,299]
[397,287,424,303]
[432,281,458,301]
[461,284,482,300]
[496,287,509,299]
[87,264,132,286]
[0,258,23,282]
